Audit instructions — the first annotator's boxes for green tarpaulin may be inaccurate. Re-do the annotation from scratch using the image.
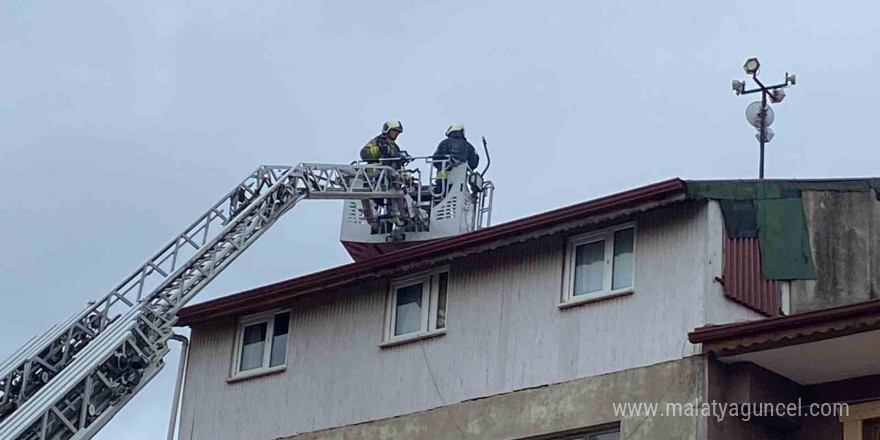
[755,198,817,280]
[719,199,758,239]
[686,179,880,201]
[682,180,873,280]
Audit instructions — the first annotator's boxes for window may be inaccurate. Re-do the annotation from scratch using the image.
[561,430,620,440]
[840,401,880,440]
[562,223,635,305]
[383,268,449,345]
[232,310,290,378]
[539,428,620,440]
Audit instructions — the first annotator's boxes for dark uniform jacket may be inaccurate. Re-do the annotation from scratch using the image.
[432,130,479,170]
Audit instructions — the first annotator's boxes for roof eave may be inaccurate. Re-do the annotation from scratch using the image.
[176,178,686,326]
[688,298,880,346]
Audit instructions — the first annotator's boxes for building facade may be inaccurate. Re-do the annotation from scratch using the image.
[174,178,880,440]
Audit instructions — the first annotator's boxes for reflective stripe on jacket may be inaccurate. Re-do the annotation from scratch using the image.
[360,134,401,163]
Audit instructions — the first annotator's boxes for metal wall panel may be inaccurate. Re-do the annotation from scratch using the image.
[703,201,768,325]
[176,202,760,440]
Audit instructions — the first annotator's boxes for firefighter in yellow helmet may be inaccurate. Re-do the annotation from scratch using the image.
[360,120,405,169]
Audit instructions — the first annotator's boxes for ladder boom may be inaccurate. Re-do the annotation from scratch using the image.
[0,163,404,440]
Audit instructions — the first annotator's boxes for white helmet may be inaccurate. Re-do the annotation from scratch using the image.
[446,122,465,136]
[382,120,403,134]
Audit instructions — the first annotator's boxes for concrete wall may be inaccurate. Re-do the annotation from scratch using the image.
[176,202,758,440]
[706,360,800,440]
[279,358,704,440]
[792,190,880,313]
[707,358,880,440]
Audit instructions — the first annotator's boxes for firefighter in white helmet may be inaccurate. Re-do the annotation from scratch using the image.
[360,120,406,169]
[432,122,479,195]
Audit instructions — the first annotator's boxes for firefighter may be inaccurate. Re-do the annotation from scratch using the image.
[432,123,479,196]
[360,120,406,169]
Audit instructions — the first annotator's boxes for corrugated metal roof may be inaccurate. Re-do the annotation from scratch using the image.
[176,178,686,326]
[688,297,880,354]
[722,236,780,317]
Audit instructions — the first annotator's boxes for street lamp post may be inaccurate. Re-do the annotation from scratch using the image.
[731,58,796,179]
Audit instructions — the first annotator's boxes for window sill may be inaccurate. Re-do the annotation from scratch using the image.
[379,328,447,349]
[227,365,286,384]
[558,289,634,310]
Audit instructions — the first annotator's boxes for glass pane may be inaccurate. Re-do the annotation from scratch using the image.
[436,273,448,329]
[269,312,290,367]
[395,283,423,336]
[239,322,267,372]
[612,228,634,290]
[589,431,620,440]
[574,241,605,296]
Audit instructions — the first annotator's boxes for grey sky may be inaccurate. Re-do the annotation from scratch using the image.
[1,0,878,439]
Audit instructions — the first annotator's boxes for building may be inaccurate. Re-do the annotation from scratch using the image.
[172,178,880,440]
[688,179,880,440]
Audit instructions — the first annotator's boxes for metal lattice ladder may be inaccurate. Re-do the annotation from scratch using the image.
[0,163,409,440]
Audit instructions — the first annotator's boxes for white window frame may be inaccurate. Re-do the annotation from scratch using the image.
[229,309,290,381]
[561,222,636,308]
[381,267,449,347]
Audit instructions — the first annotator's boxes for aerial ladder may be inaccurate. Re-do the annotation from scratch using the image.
[0,156,494,440]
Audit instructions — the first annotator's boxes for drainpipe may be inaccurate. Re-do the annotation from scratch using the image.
[167,334,189,440]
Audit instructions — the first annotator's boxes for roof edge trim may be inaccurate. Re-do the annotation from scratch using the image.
[176,178,686,326]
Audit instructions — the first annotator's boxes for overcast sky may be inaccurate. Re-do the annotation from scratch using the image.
[2,1,879,439]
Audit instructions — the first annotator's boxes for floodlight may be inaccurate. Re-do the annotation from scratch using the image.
[732,80,745,95]
[785,72,796,86]
[769,89,786,103]
[746,101,774,128]
[743,58,761,75]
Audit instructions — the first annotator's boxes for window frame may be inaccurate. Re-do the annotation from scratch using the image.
[517,424,620,440]
[229,309,291,381]
[381,266,450,347]
[561,222,636,308]
[552,428,620,440]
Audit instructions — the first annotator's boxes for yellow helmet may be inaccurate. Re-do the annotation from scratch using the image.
[382,120,403,134]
